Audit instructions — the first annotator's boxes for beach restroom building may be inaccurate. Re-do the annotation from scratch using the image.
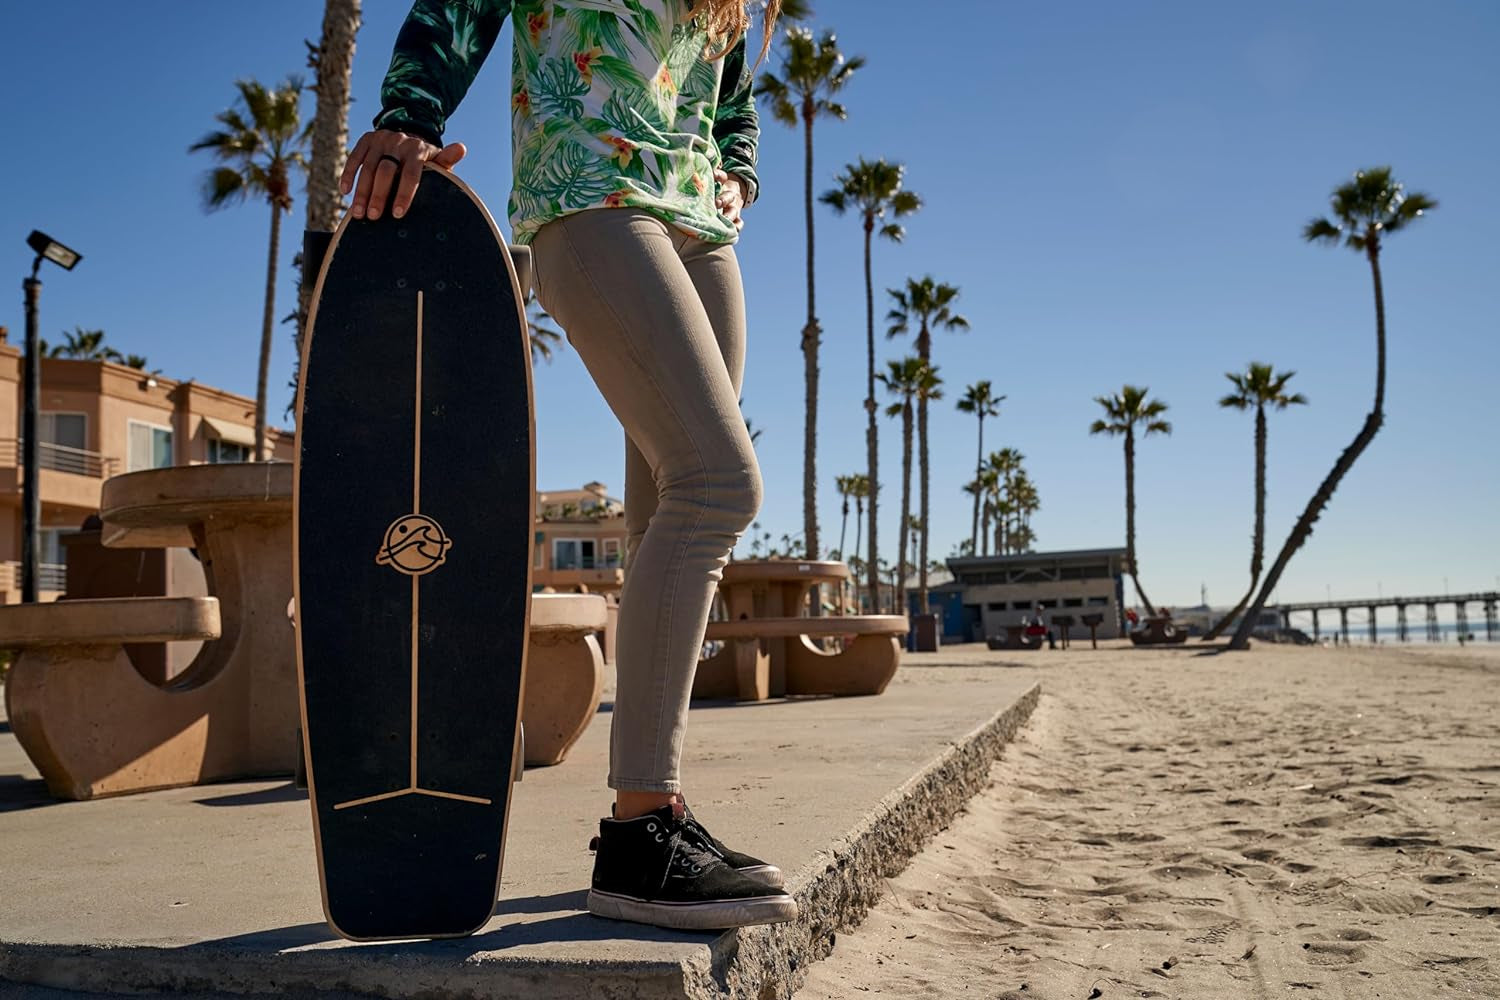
[936,547,1130,642]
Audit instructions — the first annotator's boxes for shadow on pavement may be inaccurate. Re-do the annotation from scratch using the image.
[187,889,714,956]
[0,773,56,813]
[194,782,307,808]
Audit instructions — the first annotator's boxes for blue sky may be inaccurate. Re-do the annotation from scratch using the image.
[4,1,1497,607]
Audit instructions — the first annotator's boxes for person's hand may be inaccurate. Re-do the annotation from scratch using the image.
[340,130,468,221]
[714,168,746,230]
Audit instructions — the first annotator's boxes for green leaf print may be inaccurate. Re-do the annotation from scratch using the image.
[560,10,630,59]
[532,56,589,120]
[620,0,668,59]
[598,88,668,145]
[528,139,617,207]
[446,6,485,67]
[684,57,718,102]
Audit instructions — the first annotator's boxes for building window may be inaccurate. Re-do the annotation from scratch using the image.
[986,603,1006,612]
[40,412,87,450]
[553,538,597,570]
[1087,596,1109,606]
[534,532,545,569]
[1064,597,1084,607]
[127,420,173,472]
[603,538,621,568]
[207,438,252,463]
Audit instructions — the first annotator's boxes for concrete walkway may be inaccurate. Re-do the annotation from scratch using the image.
[0,649,1039,999]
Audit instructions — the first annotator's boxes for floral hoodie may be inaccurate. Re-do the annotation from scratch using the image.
[373,0,761,245]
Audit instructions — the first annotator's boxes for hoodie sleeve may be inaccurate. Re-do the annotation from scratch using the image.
[372,0,511,146]
[711,36,761,205]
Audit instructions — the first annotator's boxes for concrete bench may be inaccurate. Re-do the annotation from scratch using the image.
[523,593,607,767]
[3,597,227,800]
[694,615,908,701]
[3,592,607,800]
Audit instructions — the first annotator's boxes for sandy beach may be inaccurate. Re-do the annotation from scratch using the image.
[799,642,1500,999]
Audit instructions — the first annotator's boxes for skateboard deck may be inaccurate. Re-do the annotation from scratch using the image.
[294,164,534,941]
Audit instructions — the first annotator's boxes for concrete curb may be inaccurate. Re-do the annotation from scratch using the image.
[697,681,1041,1000]
[1,681,1041,999]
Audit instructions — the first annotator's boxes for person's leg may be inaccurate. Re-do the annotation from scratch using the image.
[613,233,757,824]
[531,209,789,929]
[531,209,761,800]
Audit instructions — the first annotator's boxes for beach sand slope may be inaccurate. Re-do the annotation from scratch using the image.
[799,644,1500,999]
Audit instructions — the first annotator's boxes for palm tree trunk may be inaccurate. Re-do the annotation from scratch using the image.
[917,395,930,613]
[898,403,913,617]
[299,0,361,357]
[801,103,820,564]
[838,495,850,558]
[970,414,983,554]
[1124,429,1156,615]
[863,219,880,612]
[256,200,283,461]
[1229,244,1387,651]
[852,497,864,610]
[1204,404,1268,641]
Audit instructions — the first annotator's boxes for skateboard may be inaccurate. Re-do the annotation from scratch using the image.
[294,164,534,941]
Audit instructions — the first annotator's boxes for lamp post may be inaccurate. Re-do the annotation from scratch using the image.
[21,230,82,603]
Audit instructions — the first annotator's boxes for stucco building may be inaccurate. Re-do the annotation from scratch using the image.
[1,341,292,603]
[533,481,627,597]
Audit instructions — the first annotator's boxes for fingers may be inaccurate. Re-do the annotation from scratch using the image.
[370,156,407,220]
[340,133,371,196]
[390,150,424,220]
[346,130,449,220]
[432,142,468,168]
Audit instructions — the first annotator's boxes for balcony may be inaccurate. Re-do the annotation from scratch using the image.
[0,439,120,479]
[0,560,67,600]
[0,439,119,510]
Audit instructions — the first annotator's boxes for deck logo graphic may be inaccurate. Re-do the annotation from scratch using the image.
[376,514,453,575]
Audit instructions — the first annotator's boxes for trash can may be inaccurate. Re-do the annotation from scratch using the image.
[912,613,941,652]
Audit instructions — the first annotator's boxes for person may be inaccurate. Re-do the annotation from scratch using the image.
[341,0,792,931]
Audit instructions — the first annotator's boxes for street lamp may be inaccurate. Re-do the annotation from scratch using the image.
[21,230,83,603]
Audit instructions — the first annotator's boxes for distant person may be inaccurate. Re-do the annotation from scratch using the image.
[343,0,792,931]
[1025,604,1055,649]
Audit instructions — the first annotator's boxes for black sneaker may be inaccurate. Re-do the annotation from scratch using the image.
[587,805,798,930]
[681,802,785,889]
[593,803,786,888]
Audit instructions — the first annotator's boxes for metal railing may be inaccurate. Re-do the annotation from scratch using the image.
[0,438,119,478]
[0,561,66,593]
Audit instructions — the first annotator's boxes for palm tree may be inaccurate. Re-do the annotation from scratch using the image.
[1202,364,1306,641]
[192,77,309,461]
[879,357,938,616]
[886,276,965,613]
[848,471,869,577]
[833,473,855,559]
[44,327,119,361]
[757,27,863,561]
[956,381,1004,555]
[1229,168,1435,650]
[1090,386,1171,615]
[822,157,921,611]
[297,0,363,373]
[527,297,565,363]
[981,448,1023,554]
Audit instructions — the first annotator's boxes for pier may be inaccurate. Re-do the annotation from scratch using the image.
[1277,592,1499,644]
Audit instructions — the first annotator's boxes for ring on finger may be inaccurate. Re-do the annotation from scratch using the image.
[377,154,403,169]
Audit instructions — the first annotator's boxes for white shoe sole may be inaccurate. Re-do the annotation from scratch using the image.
[587,888,798,930]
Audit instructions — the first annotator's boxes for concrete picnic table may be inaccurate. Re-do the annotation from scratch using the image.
[6,462,609,799]
[717,559,847,694]
[100,462,300,777]
[693,559,908,701]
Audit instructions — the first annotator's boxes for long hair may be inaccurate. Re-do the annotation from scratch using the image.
[693,0,781,68]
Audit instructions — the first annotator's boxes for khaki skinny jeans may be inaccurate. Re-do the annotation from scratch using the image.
[531,208,761,793]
